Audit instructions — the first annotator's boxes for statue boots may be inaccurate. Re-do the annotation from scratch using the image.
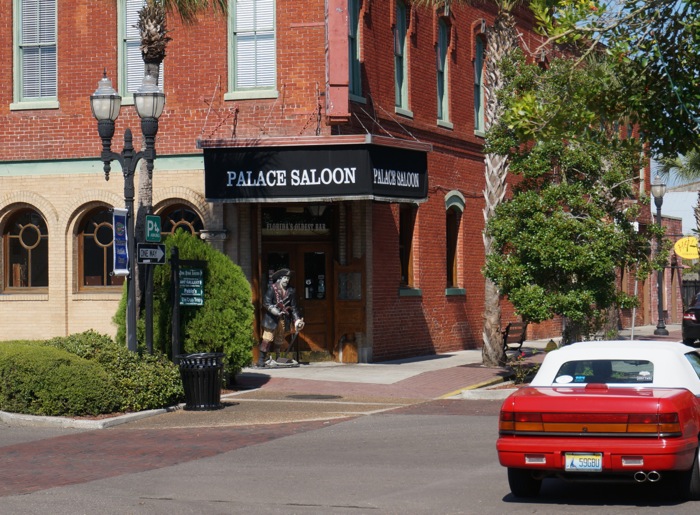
[257,339,272,367]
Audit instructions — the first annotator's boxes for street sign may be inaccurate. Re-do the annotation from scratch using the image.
[179,296,204,306]
[179,267,204,306]
[145,215,161,243]
[137,243,166,264]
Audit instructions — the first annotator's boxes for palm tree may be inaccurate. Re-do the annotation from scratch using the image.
[657,150,700,233]
[416,0,524,366]
[132,0,227,312]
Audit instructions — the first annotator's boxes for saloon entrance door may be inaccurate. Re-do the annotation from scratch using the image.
[261,243,334,357]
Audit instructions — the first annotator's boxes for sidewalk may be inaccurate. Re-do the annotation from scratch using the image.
[0,324,684,429]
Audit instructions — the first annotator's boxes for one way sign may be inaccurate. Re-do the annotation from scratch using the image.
[137,243,166,264]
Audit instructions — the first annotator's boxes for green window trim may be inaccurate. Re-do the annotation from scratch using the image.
[437,20,449,123]
[13,0,58,108]
[228,0,277,96]
[394,0,408,110]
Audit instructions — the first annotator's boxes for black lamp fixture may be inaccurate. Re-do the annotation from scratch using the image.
[650,174,669,336]
[90,71,165,352]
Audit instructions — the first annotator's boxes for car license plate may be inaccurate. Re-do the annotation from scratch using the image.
[564,453,602,472]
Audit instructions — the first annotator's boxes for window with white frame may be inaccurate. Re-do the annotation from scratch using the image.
[13,0,57,107]
[228,0,276,98]
[437,19,449,123]
[474,36,486,134]
[348,0,362,98]
[394,0,408,111]
[120,0,165,98]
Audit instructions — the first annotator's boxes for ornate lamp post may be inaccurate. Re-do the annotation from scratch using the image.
[651,175,669,336]
[90,72,165,352]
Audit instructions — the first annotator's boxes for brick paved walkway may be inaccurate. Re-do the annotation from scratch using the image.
[0,419,348,497]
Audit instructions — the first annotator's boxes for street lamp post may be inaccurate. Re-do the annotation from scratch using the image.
[651,175,669,336]
[90,72,165,352]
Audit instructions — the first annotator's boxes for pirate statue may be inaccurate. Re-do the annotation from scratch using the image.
[256,268,305,367]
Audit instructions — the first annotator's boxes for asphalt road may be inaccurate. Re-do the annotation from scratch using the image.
[1,398,698,514]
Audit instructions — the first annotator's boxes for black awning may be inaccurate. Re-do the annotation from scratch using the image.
[202,137,429,203]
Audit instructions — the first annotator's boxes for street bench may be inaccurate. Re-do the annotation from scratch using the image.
[503,322,528,353]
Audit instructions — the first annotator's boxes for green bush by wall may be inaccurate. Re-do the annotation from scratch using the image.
[43,330,183,413]
[0,343,119,416]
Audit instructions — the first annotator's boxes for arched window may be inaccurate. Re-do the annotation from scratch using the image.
[3,208,49,289]
[445,191,464,289]
[159,204,204,237]
[399,203,417,288]
[78,207,124,288]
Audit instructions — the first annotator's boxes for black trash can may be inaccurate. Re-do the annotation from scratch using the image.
[177,352,225,411]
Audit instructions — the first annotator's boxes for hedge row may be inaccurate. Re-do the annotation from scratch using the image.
[0,331,184,417]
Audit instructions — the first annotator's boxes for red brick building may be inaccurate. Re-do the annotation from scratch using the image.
[0,0,664,360]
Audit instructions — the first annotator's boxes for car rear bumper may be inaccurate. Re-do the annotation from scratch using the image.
[497,435,697,473]
[682,322,700,340]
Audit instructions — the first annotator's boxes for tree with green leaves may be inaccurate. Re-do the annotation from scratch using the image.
[484,51,664,342]
[532,0,700,158]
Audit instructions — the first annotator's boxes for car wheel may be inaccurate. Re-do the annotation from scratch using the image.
[677,446,700,500]
[689,446,700,500]
[507,468,542,498]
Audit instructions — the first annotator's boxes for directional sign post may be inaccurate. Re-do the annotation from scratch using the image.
[137,243,166,264]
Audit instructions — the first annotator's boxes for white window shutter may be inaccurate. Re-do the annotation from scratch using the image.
[234,0,275,90]
[20,0,56,99]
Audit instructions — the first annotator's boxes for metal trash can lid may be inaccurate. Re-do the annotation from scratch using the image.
[177,352,224,359]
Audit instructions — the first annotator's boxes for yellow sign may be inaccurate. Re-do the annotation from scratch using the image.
[674,236,699,259]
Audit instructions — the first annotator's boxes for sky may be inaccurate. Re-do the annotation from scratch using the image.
[661,191,696,237]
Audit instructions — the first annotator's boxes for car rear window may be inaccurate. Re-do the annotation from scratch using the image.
[685,352,700,380]
[554,359,653,384]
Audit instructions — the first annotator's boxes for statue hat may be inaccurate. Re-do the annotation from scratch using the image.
[271,268,292,282]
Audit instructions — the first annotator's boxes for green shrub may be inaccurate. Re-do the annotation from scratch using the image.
[115,230,255,377]
[44,330,183,412]
[0,344,119,416]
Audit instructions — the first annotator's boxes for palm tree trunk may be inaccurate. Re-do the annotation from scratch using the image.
[481,13,518,366]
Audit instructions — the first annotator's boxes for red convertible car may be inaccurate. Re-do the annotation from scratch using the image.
[497,341,700,499]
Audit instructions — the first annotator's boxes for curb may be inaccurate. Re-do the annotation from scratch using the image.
[439,376,506,399]
[0,405,180,430]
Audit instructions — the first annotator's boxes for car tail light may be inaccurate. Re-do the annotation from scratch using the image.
[684,312,697,322]
[628,413,682,436]
[499,411,682,436]
[499,411,544,432]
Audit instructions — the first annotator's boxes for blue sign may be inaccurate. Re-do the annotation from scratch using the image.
[113,208,129,276]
